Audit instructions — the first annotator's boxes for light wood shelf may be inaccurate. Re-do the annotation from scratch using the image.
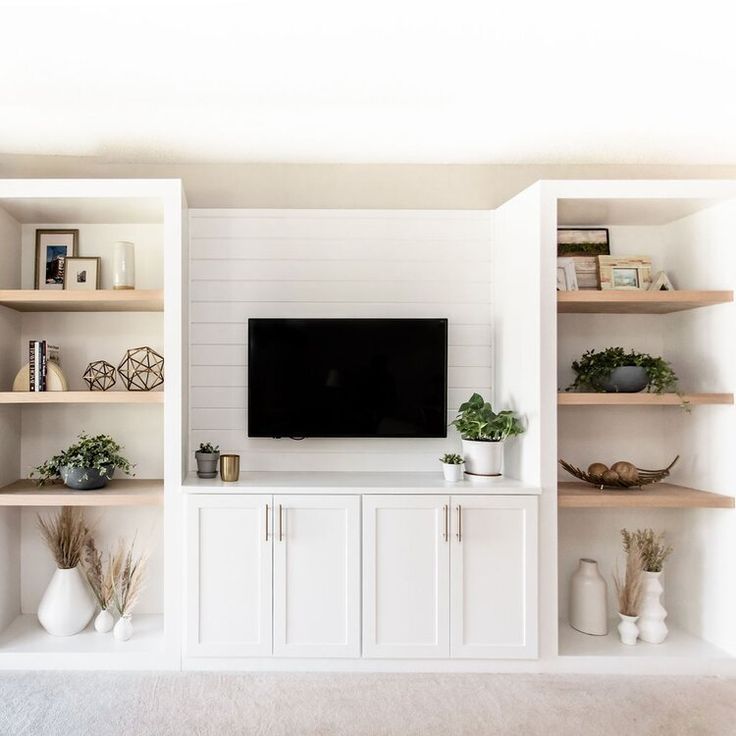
[0,391,163,404]
[557,290,733,314]
[0,289,163,312]
[558,482,735,509]
[0,479,163,507]
[558,392,733,406]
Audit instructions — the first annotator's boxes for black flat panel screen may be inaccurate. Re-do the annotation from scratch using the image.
[248,318,448,438]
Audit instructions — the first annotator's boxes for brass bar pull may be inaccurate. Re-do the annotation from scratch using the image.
[265,504,269,542]
[456,505,462,542]
[279,504,284,542]
[443,504,449,542]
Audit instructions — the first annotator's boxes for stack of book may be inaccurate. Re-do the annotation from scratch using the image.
[29,341,60,392]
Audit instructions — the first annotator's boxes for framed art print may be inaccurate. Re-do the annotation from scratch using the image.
[35,229,79,290]
[598,256,653,291]
[64,256,101,291]
[557,228,610,289]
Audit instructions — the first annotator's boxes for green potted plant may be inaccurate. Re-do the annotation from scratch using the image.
[32,433,134,490]
[450,393,524,476]
[195,441,220,479]
[439,453,464,482]
[568,347,678,394]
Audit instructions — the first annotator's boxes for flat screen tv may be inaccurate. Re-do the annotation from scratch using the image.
[248,318,448,438]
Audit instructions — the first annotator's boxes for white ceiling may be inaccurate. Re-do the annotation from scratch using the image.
[1,0,735,164]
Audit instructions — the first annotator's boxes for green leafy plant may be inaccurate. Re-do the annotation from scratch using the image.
[32,433,135,487]
[568,347,678,394]
[621,528,673,573]
[440,453,463,465]
[450,393,524,442]
[197,442,219,454]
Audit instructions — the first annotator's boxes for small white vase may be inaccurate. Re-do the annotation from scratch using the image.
[113,241,135,290]
[442,463,464,481]
[569,558,608,636]
[461,439,503,476]
[37,566,96,637]
[94,608,115,633]
[617,612,639,645]
[638,571,668,644]
[113,614,133,641]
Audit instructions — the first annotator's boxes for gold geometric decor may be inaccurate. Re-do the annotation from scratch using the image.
[117,346,164,391]
[83,360,117,391]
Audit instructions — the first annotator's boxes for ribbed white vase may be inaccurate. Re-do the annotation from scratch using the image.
[638,571,668,644]
[37,566,96,637]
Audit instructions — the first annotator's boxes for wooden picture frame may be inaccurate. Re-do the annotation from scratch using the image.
[598,256,652,291]
[35,229,79,290]
[557,228,610,290]
[63,257,101,291]
[557,258,579,291]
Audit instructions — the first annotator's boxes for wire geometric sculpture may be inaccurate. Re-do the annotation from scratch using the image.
[117,346,164,391]
[83,360,117,391]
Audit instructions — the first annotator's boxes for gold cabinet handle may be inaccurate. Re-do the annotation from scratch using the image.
[456,505,462,542]
[443,504,449,542]
[279,504,284,542]
[265,504,270,542]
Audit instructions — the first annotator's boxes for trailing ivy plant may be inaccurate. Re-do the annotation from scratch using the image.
[32,433,135,487]
[567,347,678,394]
[450,393,524,442]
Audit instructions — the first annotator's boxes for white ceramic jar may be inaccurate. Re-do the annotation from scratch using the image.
[569,558,608,636]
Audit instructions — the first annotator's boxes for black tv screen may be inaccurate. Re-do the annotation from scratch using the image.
[248,318,448,438]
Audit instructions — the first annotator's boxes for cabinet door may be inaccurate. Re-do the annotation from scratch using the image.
[273,495,360,658]
[450,495,538,659]
[363,495,450,658]
[186,495,272,658]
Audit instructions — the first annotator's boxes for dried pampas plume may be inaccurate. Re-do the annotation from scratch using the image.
[37,507,89,569]
[613,545,644,617]
[111,538,149,617]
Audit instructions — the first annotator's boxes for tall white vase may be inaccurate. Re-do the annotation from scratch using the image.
[638,571,668,644]
[113,241,135,290]
[569,558,608,636]
[37,566,96,637]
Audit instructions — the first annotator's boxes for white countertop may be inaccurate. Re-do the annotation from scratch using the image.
[182,472,541,495]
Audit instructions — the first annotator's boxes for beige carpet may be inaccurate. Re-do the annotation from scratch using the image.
[1,672,734,736]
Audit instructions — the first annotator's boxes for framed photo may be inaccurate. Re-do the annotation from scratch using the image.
[557,257,579,291]
[598,256,652,291]
[557,228,610,289]
[64,257,101,291]
[35,229,78,290]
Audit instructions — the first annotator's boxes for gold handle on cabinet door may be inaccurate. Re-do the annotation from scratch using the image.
[279,504,284,542]
[265,504,270,542]
[443,504,449,542]
[456,505,462,542]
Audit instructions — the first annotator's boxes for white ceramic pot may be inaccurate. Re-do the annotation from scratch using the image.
[461,439,503,476]
[617,612,639,646]
[638,571,668,644]
[113,614,133,641]
[113,241,135,290]
[94,608,115,633]
[569,558,608,636]
[442,463,464,482]
[37,566,96,637]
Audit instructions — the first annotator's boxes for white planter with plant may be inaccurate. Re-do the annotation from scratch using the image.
[613,543,644,645]
[450,393,524,477]
[195,442,220,479]
[439,453,464,481]
[82,537,116,633]
[111,538,149,642]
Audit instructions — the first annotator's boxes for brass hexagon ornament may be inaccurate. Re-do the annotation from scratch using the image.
[83,360,117,391]
[117,346,164,391]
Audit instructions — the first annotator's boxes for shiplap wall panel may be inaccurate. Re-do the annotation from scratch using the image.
[189,209,492,472]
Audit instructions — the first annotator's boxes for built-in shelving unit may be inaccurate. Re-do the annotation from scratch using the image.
[0,391,163,404]
[557,290,733,314]
[558,392,733,406]
[0,479,163,507]
[558,482,735,509]
[0,289,163,312]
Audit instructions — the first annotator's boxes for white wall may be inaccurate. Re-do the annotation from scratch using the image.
[188,209,493,472]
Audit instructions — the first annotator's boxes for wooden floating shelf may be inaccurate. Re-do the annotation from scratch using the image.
[0,391,163,404]
[0,289,163,312]
[558,482,735,509]
[0,479,163,507]
[558,392,734,406]
[557,289,733,314]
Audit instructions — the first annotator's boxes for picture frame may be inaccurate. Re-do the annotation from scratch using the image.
[557,257,579,291]
[598,256,653,291]
[35,229,79,290]
[557,228,610,289]
[63,257,101,291]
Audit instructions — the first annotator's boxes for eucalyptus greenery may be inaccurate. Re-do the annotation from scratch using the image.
[450,393,524,442]
[568,347,678,394]
[197,442,219,454]
[32,433,135,487]
[440,453,463,465]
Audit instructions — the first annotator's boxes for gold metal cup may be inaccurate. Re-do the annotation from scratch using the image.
[219,454,240,482]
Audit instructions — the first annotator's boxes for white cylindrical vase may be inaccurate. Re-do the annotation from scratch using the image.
[461,439,503,476]
[569,558,608,636]
[113,241,135,290]
[617,612,639,645]
[638,571,668,644]
[37,566,96,637]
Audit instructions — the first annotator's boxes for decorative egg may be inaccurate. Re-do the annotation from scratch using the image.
[587,462,608,478]
[611,461,636,474]
[611,461,639,484]
[602,469,621,484]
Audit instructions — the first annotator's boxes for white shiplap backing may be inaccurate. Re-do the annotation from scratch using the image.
[189,210,493,472]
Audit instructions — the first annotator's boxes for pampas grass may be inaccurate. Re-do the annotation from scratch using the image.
[37,507,89,569]
[621,528,673,573]
[613,546,644,617]
[111,538,149,617]
[82,537,115,610]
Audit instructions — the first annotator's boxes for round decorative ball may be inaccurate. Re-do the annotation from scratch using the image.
[83,360,117,391]
[117,346,164,391]
[587,462,608,479]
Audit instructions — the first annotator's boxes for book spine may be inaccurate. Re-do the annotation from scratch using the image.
[35,341,41,392]
[41,340,47,391]
[28,340,35,391]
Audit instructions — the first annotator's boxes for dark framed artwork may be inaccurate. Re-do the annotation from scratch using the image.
[35,229,79,290]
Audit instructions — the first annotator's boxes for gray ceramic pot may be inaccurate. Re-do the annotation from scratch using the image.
[61,466,114,490]
[598,366,649,393]
[195,451,220,479]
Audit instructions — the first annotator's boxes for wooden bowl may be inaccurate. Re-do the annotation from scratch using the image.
[559,456,679,489]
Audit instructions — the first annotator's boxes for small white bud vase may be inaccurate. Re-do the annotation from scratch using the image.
[617,612,639,645]
[638,571,668,644]
[37,566,96,637]
[94,608,115,633]
[112,241,135,290]
[442,463,464,481]
[569,558,608,636]
[113,614,133,641]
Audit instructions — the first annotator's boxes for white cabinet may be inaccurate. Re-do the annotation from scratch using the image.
[273,495,361,658]
[186,495,272,657]
[362,495,450,658]
[450,495,537,658]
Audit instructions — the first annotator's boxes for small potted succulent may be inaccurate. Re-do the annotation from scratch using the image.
[32,433,134,490]
[439,453,464,482]
[195,441,220,479]
[450,393,524,477]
